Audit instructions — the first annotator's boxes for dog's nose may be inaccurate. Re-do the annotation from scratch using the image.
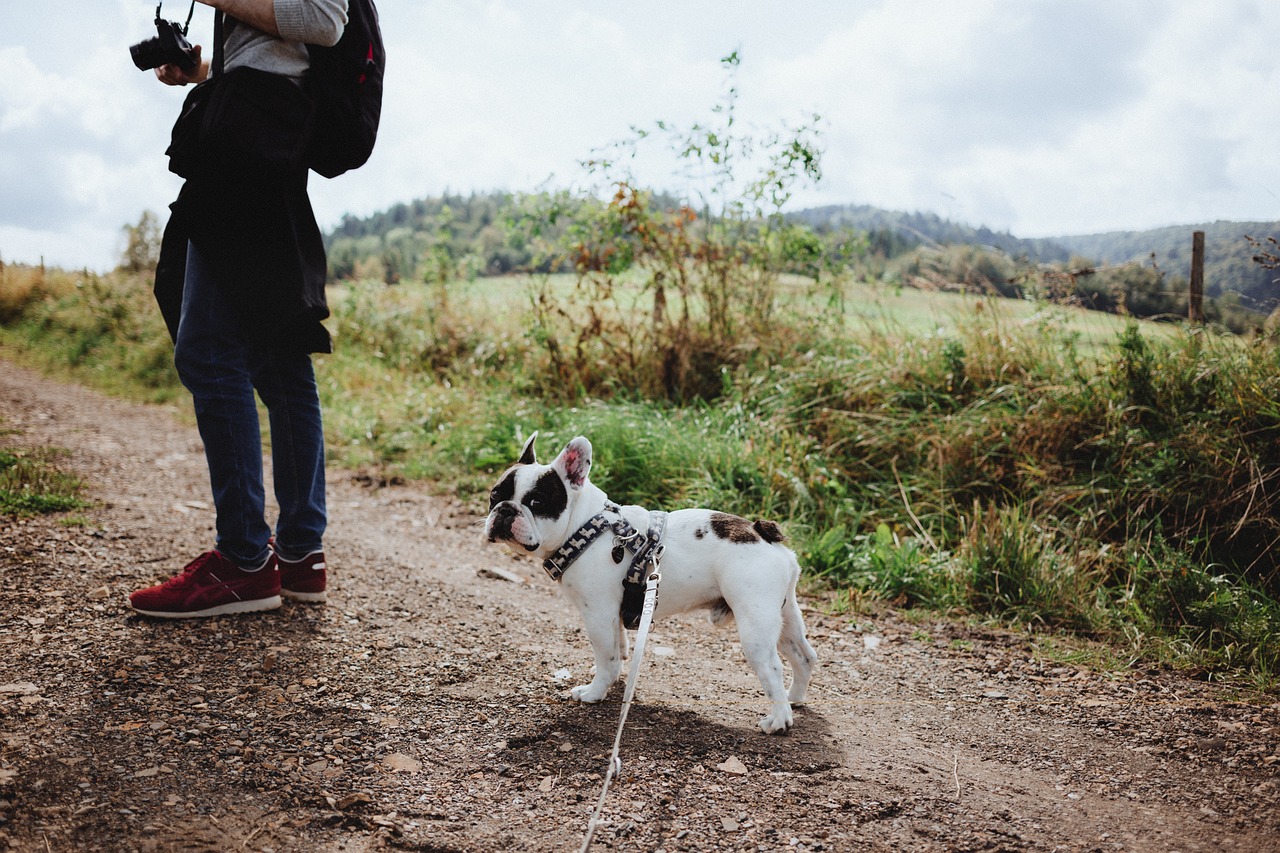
[488,502,518,542]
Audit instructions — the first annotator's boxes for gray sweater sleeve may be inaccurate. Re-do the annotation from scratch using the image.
[274,0,348,47]
[222,0,349,80]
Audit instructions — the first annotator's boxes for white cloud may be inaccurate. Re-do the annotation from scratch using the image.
[2,0,1279,269]
[0,5,183,266]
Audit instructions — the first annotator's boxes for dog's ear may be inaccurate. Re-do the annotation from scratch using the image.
[552,436,592,490]
[517,432,538,465]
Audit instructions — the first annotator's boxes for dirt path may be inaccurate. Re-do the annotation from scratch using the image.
[0,358,1278,852]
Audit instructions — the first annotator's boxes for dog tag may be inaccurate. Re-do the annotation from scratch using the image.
[612,541,625,564]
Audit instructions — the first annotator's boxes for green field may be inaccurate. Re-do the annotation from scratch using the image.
[3,254,1276,689]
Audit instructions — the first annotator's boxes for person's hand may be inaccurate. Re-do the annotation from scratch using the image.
[154,45,208,86]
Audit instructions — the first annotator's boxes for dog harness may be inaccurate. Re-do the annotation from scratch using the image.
[542,503,667,629]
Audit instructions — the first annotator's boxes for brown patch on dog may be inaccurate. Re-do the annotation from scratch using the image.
[753,519,786,544]
[710,512,761,544]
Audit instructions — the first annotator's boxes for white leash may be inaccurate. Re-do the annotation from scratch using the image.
[579,569,661,853]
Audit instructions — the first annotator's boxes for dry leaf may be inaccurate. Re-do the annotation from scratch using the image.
[0,683,38,695]
[336,792,373,811]
[382,753,421,773]
[716,756,748,775]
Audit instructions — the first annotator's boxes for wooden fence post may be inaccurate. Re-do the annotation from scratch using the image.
[1189,230,1205,324]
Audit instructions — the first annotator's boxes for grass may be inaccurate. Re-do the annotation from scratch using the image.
[1,261,1278,689]
[0,443,85,517]
[0,264,181,404]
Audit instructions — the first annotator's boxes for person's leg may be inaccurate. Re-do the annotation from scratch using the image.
[129,241,279,618]
[247,344,327,557]
[172,241,273,568]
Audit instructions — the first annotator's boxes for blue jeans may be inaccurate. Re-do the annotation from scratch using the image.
[173,241,326,567]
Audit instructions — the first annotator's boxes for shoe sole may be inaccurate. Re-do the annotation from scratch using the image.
[281,588,327,603]
[128,595,283,619]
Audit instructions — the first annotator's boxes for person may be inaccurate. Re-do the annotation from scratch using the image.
[129,0,348,618]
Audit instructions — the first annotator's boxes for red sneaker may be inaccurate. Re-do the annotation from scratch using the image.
[275,544,327,603]
[129,551,281,618]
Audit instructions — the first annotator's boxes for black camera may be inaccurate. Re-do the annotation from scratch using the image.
[129,3,198,72]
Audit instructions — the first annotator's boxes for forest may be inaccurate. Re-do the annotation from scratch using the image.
[325,193,1280,332]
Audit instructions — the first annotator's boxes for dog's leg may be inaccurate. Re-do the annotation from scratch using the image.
[570,606,623,703]
[779,590,817,705]
[611,614,627,660]
[733,603,793,734]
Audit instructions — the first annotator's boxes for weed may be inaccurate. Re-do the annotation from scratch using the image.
[513,54,834,403]
[0,444,85,517]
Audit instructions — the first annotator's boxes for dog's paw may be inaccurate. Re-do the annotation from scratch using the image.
[758,711,793,735]
[570,683,609,703]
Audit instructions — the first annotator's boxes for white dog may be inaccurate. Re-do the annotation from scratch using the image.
[483,433,816,734]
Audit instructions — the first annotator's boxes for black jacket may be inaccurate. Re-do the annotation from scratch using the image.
[154,9,334,355]
[155,165,332,354]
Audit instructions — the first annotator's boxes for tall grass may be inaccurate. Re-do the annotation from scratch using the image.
[0,437,85,517]
[2,260,1278,685]
[0,262,179,401]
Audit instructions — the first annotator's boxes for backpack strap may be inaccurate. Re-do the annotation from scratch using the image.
[212,10,225,76]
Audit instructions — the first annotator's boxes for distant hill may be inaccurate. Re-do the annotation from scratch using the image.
[789,206,1280,313]
[788,204,1072,262]
[323,194,1280,314]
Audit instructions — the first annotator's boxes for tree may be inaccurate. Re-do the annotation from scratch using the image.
[119,211,162,274]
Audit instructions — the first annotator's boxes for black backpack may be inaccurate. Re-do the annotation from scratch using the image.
[306,0,385,178]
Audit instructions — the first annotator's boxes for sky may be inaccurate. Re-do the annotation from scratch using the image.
[2,0,1279,271]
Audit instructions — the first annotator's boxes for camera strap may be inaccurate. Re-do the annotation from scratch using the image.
[155,1,197,36]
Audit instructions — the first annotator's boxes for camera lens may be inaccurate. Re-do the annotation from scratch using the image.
[130,37,163,71]
[129,19,194,71]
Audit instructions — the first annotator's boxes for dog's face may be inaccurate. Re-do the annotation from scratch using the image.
[483,433,593,554]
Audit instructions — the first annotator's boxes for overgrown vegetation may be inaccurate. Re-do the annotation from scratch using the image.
[0,258,179,400]
[2,55,1278,688]
[0,431,85,517]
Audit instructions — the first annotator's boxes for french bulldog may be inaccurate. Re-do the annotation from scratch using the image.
[483,433,817,734]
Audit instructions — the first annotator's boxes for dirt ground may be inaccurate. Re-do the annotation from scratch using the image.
[0,358,1278,853]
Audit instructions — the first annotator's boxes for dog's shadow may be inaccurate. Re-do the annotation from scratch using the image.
[502,700,841,777]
